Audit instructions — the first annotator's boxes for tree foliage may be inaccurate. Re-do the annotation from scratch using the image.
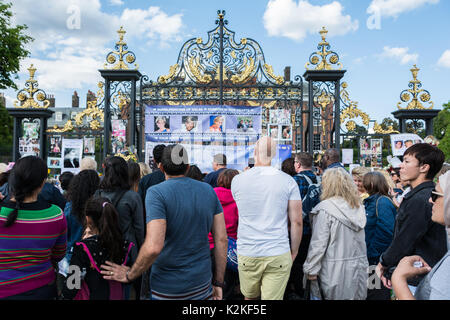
[0,2,33,90]
[434,101,450,161]
[406,119,426,138]
[0,99,13,145]
[349,124,368,135]
[380,117,399,132]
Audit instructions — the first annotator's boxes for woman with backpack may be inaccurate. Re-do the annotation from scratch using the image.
[61,197,134,300]
[95,156,144,299]
[363,171,397,300]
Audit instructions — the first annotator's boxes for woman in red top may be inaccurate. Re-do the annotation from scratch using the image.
[208,169,239,248]
[209,169,240,300]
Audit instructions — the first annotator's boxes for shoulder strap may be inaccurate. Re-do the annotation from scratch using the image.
[299,173,313,186]
[382,195,395,207]
[76,242,101,273]
[122,242,135,266]
[317,276,326,300]
[375,197,380,217]
[375,195,395,217]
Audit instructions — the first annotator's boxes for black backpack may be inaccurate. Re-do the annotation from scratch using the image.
[298,174,321,219]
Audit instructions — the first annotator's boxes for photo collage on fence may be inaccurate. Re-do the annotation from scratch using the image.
[360,138,383,168]
[19,119,40,158]
[267,109,292,141]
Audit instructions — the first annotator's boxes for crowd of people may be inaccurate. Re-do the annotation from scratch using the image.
[0,137,448,301]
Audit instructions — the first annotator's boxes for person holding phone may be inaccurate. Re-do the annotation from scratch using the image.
[391,171,450,299]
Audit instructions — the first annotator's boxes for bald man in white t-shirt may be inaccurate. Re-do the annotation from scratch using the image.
[231,137,303,300]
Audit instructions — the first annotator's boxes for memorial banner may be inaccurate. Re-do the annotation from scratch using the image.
[271,144,293,169]
[145,105,262,172]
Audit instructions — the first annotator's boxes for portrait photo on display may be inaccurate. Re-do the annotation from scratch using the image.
[154,116,171,133]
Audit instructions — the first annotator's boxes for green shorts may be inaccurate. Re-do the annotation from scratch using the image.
[238,251,292,300]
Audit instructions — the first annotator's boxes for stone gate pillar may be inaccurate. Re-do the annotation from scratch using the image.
[7,65,54,162]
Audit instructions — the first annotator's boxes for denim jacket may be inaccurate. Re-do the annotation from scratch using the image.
[363,194,397,265]
[58,202,84,276]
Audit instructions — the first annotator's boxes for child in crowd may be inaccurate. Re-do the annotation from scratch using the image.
[61,197,133,300]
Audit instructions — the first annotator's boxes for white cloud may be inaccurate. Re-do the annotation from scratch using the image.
[22,54,104,92]
[9,0,184,93]
[263,0,359,41]
[3,94,16,108]
[353,56,367,65]
[379,46,419,65]
[119,7,184,44]
[367,0,439,18]
[437,50,450,68]
[110,0,124,6]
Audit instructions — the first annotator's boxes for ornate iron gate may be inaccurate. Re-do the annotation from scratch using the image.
[139,11,305,155]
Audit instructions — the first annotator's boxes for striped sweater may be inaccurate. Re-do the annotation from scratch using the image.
[0,200,67,298]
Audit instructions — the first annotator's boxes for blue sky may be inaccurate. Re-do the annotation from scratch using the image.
[4,0,450,124]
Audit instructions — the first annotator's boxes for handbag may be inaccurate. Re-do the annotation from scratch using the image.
[226,237,238,272]
[304,277,326,300]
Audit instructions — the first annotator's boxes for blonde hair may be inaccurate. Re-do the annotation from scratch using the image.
[138,162,151,178]
[80,157,97,171]
[321,167,361,209]
[156,116,166,123]
[213,116,223,124]
[351,166,370,179]
[254,136,277,165]
[373,168,396,190]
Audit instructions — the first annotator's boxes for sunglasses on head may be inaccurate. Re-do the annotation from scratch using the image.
[431,188,444,202]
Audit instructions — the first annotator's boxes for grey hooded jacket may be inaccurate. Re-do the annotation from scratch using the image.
[303,197,369,300]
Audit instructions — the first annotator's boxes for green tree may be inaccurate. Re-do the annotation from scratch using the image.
[406,119,426,138]
[434,101,450,161]
[349,124,368,135]
[0,99,13,162]
[0,2,33,90]
[379,117,399,132]
[0,100,13,143]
